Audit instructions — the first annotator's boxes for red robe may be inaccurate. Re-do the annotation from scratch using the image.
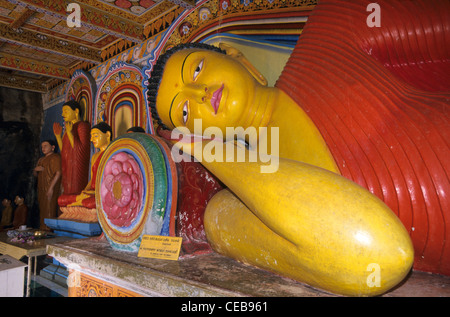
[58,150,105,210]
[58,121,91,204]
[276,0,449,274]
[79,151,105,209]
[60,121,91,194]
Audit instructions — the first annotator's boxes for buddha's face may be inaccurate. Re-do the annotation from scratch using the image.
[156,48,258,135]
[62,105,79,123]
[90,128,110,150]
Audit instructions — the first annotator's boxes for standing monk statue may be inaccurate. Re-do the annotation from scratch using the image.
[0,198,13,229]
[53,100,91,207]
[33,139,61,230]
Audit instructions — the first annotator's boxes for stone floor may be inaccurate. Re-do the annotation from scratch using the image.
[26,275,67,297]
[383,270,450,297]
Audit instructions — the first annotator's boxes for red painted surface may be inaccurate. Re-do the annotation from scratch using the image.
[276,0,449,275]
[175,160,223,255]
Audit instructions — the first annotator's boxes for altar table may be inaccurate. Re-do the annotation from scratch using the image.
[0,231,71,296]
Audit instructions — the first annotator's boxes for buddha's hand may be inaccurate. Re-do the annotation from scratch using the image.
[168,127,220,161]
[53,122,62,137]
[68,192,89,207]
[65,120,73,134]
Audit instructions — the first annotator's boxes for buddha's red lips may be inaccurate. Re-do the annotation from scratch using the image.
[211,84,224,114]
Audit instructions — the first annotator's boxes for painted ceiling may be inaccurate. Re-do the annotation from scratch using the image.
[0,0,315,94]
[0,0,191,93]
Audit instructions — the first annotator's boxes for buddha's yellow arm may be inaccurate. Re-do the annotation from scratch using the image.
[177,139,414,296]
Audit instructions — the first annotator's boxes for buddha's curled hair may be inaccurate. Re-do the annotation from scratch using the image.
[147,43,225,130]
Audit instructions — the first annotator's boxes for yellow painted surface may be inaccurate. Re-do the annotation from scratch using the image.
[114,105,133,137]
[188,140,414,296]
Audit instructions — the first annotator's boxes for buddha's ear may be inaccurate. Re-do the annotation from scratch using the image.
[106,131,111,141]
[219,43,268,86]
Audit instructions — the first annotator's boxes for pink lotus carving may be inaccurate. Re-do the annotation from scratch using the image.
[100,152,143,227]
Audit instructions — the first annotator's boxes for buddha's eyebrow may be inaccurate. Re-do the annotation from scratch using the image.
[169,92,179,128]
[181,51,195,83]
[170,51,195,127]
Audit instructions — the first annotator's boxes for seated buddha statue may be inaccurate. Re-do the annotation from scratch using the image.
[147,0,449,296]
[69,122,112,208]
[58,122,112,221]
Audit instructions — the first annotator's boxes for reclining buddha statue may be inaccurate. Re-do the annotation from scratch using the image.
[147,0,449,296]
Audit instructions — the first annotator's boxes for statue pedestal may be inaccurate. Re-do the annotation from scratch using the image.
[42,218,102,288]
[46,237,330,297]
[44,218,102,238]
[46,237,450,297]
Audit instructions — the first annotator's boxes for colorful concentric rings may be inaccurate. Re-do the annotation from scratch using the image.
[96,133,168,247]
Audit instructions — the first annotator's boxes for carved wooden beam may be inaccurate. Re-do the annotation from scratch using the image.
[0,52,71,79]
[0,22,101,63]
[10,8,35,29]
[10,0,144,42]
[0,70,48,93]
